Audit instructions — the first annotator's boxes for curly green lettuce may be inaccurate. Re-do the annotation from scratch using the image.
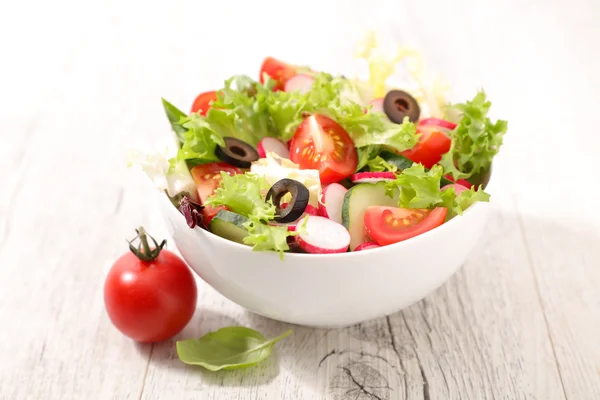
[203,173,292,257]
[384,164,490,216]
[439,90,508,180]
[162,73,419,172]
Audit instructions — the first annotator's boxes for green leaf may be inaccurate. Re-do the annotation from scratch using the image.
[441,185,491,218]
[365,155,398,172]
[242,218,291,259]
[170,114,224,168]
[208,75,277,146]
[177,327,292,371]
[204,173,274,220]
[161,98,188,142]
[384,164,490,213]
[439,90,508,180]
[204,172,294,257]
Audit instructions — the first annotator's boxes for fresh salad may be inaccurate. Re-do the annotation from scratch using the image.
[132,36,507,258]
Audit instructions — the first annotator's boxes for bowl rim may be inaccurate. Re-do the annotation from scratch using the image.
[159,186,491,260]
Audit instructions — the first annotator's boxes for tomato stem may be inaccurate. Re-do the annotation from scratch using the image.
[127,226,166,262]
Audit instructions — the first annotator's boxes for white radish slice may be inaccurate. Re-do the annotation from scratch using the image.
[257,137,290,159]
[351,172,396,184]
[318,183,347,224]
[295,215,350,254]
[354,242,380,251]
[284,74,315,94]
[368,98,384,113]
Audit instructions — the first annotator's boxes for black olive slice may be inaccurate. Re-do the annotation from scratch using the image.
[215,137,259,168]
[383,90,420,123]
[266,179,309,223]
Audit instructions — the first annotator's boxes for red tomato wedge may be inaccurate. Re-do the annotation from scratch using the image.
[289,114,358,185]
[190,162,242,224]
[364,206,447,246]
[191,91,218,116]
[259,57,297,91]
[401,125,451,169]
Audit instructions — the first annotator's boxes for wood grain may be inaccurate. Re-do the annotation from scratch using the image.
[1,0,599,399]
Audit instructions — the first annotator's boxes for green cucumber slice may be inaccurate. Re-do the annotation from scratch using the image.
[342,182,399,250]
[209,210,249,244]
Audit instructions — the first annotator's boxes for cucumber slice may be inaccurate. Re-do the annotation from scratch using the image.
[342,182,398,250]
[379,151,454,187]
[209,210,249,244]
[378,151,414,171]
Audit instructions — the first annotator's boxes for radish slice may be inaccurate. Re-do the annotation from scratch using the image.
[441,183,469,194]
[354,242,381,251]
[257,137,290,159]
[284,74,315,94]
[351,172,396,184]
[368,98,384,113]
[295,215,350,254]
[318,183,347,224]
[305,204,319,216]
[419,117,457,130]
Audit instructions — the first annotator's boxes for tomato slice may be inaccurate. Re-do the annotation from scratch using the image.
[364,206,447,246]
[190,162,241,201]
[259,57,297,91]
[190,162,241,225]
[289,114,358,185]
[190,91,218,116]
[401,125,451,169]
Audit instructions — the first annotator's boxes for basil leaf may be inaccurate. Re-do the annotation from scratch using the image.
[161,98,188,142]
[176,327,292,371]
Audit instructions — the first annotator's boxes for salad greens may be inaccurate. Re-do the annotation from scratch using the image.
[384,164,490,216]
[440,90,508,180]
[165,72,419,170]
[177,327,292,371]
[135,39,509,256]
[204,173,293,257]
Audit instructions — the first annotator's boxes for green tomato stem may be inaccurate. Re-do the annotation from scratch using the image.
[127,226,166,262]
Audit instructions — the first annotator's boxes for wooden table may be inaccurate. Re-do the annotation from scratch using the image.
[1,1,599,398]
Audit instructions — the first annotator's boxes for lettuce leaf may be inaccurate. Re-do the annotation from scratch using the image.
[243,218,290,258]
[439,90,508,180]
[204,173,274,221]
[208,75,277,146]
[163,72,418,172]
[440,186,490,217]
[384,164,490,214]
[173,115,224,167]
[203,173,292,257]
[365,155,399,172]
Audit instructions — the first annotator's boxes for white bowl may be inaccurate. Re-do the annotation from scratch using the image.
[156,187,491,328]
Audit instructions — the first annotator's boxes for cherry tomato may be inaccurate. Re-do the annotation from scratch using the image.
[289,114,358,185]
[364,206,447,246]
[104,228,197,343]
[259,57,296,91]
[401,125,451,169]
[190,91,218,116]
